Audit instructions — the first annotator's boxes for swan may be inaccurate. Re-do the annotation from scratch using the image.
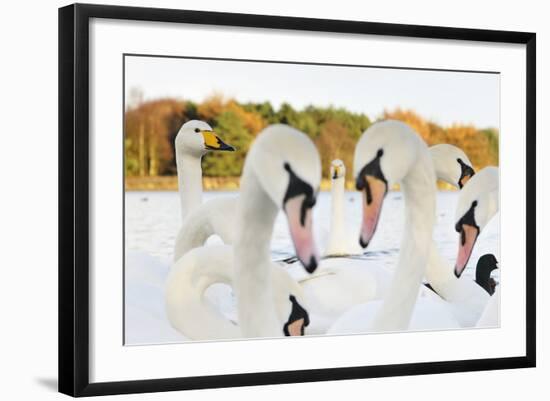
[172,120,236,261]
[429,144,475,189]
[418,144,493,326]
[166,124,322,339]
[286,159,391,334]
[173,196,239,261]
[291,147,476,333]
[328,120,456,334]
[475,254,499,295]
[476,254,500,328]
[324,159,356,256]
[174,120,235,222]
[165,245,310,340]
[418,165,498,327]
[453,166,499,277]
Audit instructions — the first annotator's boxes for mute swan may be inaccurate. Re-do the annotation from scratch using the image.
[454,166,499,277]
[234,125,321,338]
[294,147,477,333]
[165,245,309,340]
[166,124,321,339]
[475,254,499,295]
[420,145,493,326]
[287,159,392,334]
[419,165,498,327]
[429,144,475,189]
[328,120,454,334]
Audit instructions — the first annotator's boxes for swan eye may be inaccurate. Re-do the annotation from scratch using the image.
[194,128,201,133]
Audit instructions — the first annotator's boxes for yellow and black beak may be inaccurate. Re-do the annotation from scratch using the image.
[332,164,344,180]
[202,130,235,151]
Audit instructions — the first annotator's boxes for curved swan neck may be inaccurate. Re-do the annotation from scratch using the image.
[326,178,346,254]
[234,169,282,337]
[176,151,203,222]
[166,246,242,340]
[372,150,436,331]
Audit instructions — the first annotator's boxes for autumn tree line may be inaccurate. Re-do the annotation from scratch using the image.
[124,94,499,187]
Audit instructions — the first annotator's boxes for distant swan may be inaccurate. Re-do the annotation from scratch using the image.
[324,159,359,256]
[166,124,322,339]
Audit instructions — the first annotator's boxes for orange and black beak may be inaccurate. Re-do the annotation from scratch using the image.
[283,163,319,273]
[202,130,235,151]
[457,158,475,189]
[454,201,480,277]
[283,295,310,336]
[355,150,388,248]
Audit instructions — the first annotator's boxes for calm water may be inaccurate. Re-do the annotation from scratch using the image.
[125,190,500,281]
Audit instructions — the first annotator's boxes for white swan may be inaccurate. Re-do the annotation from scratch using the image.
[328,120,455,334]
[166,124,322,339]
[174,120,235,222]
[325,159,353,256]
[173,196,239,261]
[453,166,499,277]
[429,144,475,189]
[420,165,499,328]
[475,254,500,328]
[172,120,236,261]
[165,245,309,340]
[418,144,493,326]
[285,159,392,334]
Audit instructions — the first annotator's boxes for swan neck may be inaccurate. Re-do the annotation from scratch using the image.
[327,178,346,254]
[424,242,455,296]
[373,151,436,331]
[176,152,203,222]
[234,168,282,337]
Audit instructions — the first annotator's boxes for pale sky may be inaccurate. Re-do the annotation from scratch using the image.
[124,55,500,129]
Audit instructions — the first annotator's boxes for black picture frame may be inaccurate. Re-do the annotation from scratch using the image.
[58,3,536,397]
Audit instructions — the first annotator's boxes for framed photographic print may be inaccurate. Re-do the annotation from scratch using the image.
[58,3,536,397]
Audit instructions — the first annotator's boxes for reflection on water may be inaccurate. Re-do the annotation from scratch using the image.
[125,190,500,281]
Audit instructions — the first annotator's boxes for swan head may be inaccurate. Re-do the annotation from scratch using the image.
[270,267,310,336]
[475,254,499,295]
[246,124,321,273]
[175,120,235,158]
[330,159,346,181]
[354,120,424,248]
[429,144,475,189]
[454,167,499,277]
